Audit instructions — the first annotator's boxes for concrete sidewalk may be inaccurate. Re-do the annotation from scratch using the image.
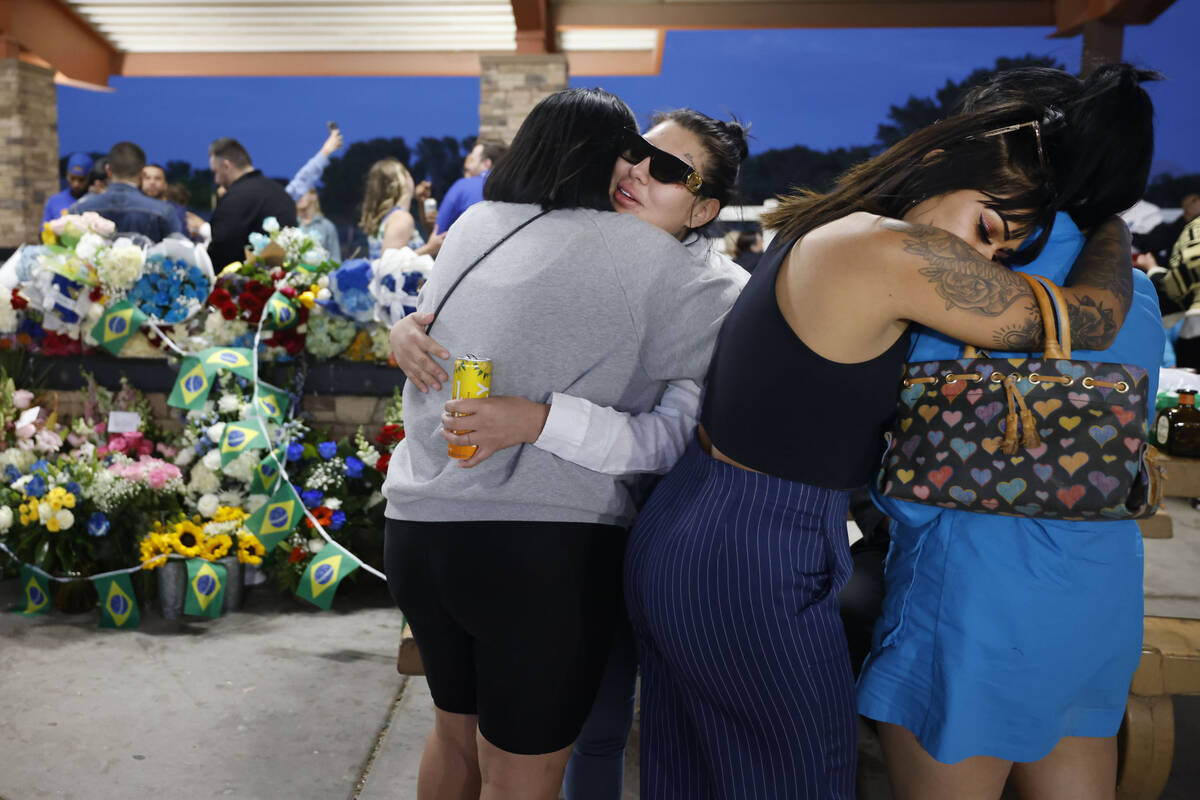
[3,499,1200,799]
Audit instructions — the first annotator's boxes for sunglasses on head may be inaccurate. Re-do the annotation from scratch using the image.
[618,129,711,196]
[969,119,1049,177]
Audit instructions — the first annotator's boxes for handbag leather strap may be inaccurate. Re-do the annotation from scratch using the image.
[425,208,550,337]
[962,272,1069,359]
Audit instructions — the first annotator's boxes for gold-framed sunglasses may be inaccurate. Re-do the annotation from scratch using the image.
[618,128,713,196]
[971,119,1048,176]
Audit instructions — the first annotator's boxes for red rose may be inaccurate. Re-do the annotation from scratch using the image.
[221,304,238,320]
[10,289,28,310]
[88,287,104,302]
[289,546,306,564]
[280,286,297,299]
[208,288,233,308]
[375,453,391,472]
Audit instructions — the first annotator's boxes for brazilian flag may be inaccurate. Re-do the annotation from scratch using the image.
[96,573,140,629]
[296,540,359,610]
[262,291,299,330]
[250,447,286,494]
[220,421,268,467]
[11,565,50,617]
[250,382,290,423]
[183,559,226,618]
[245,481,303,551]
[199,347,255,379]
[168,357,213,410]
[90,299,147,356]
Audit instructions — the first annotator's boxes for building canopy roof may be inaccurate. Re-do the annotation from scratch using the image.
[0,0,1176,87]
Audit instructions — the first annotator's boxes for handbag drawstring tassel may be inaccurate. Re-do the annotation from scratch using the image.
[1000,375,1041,455]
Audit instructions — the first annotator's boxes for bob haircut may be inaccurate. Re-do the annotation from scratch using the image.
[484,88,636,211]
[762,101,1057,266]
[959,63,1159,232]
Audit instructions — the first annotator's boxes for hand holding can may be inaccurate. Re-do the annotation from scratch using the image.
[448,355,491,459]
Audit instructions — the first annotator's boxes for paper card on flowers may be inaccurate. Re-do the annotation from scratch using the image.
[184,558,225,618]
[199,347,255,379]
[15,406,41,429]
[90,299,147,356]
[219,421,268,467]
[168,358,213,410]
[245,481,303,551]
[295,540,358,610]
[250,382,289,423]
[107,410,141,434]
[96,573,140,629]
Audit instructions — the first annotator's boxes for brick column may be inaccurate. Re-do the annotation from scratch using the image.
[0,60,58,248]
[478,53,568,144]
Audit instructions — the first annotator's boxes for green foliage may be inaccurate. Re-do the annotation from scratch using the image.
[739,144,875,204]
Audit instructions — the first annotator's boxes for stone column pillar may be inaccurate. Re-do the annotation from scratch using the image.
[478,53,568,144]
[0,59,58,249]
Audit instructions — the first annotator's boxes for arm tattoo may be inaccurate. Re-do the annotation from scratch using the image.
[898,224,1026,315]
[1065,217,1133,318]
[990,303,1043,350]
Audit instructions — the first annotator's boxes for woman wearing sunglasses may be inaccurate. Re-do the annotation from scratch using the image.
[392,108,751,800]
[857,64,1163,800]
[379,88,744,800]
[620,93,1146,794]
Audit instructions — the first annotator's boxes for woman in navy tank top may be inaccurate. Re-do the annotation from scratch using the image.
[623,96,1136,798]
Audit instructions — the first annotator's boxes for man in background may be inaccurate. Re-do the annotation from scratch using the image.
[69,142,182,241]
[207,137,298,269]
[42,153,93,221]
[1135,193,1200,265]
[435,139,507,235]
[140,163,189,232]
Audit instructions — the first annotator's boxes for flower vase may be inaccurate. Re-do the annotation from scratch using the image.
[216,555,243,613]
[157,558,187,619]
[51,575,97,614]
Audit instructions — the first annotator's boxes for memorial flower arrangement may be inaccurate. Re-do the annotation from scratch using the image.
[137,506,265,569]
[128,240,211,324]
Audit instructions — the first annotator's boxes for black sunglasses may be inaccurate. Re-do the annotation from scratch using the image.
[618,129,712,196]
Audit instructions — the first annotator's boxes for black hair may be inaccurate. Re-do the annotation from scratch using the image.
[959,63,1160,231]
[208,137,252,169]
[484,88,636,211]
[763,101,1056,264]
[88,158,109,188]
[650,109,749,211]
[107,141,146,180]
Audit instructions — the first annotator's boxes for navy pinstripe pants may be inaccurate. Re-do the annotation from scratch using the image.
[625,439,857,799]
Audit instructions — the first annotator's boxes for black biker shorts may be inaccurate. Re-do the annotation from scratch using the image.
[384,517,627,755]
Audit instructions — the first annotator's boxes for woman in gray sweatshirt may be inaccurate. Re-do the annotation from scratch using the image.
[380,88,743,800]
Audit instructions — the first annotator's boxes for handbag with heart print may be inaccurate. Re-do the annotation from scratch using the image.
[876,272,1163,520]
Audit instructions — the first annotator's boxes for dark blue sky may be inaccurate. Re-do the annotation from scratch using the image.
[57,1,1196,182]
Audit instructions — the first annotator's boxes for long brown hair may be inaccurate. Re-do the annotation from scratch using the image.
[761,102,1057,264]
[359,158,414,235]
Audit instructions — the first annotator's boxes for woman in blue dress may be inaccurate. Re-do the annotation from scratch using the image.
[857,64,1164,799]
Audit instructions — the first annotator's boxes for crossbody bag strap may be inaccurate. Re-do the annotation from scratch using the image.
[425,208,551,336]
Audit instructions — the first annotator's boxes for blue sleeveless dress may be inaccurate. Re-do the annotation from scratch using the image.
[857,213,1165,762]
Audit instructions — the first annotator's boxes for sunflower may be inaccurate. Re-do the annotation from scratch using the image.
[139,531,173,569]
[202,533,233,560]
[213,506,248,524]
[236,530,265,565]
[167,520,207,558]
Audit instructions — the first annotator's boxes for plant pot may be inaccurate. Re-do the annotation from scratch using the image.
[51,575,97,614]
[156,558,187,619]
[216,555,243,613]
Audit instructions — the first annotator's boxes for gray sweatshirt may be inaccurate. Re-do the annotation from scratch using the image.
[382,202,744,527]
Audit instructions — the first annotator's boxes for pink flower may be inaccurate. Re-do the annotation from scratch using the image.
[34,429,63,454]
[156,443,177,459]
[106,435,129,454]
[93,422,107,436]
[67,431,86,447]
[15,423,35,441]
[12,390,33,410]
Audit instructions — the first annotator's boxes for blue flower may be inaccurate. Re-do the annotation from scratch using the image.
[318,441,338,460]
[248,232,270,253]
[65,481,82,497]
[286,442,305,462]
[30,459,49,474]
[3,464,20,483]
[26,475,46,498]
[344,456,364,479]
[330,510,346,531]
[301,489,323,508]
[87,512,110,538]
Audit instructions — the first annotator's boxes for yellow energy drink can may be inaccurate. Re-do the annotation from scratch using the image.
[448,354,492,459]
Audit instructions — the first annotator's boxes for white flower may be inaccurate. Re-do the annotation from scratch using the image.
[206,422,226,444]
[307,538,325,553]
[301,244,327,265]
[201,448,223,471]
[174,447,195,467]
[187,463,221,495]
[223,450,257,483]
[0,292,17,334]
[218,394,241,414]
[245,494,268,513]
[75,232,106,262]
[11,475,31,493]
[197,493,221,518]
[217,489,244,509]
[55,509,74,530]
[324,497,342,510]
[317,276,329,289]
[262,216,281,235]
[0,505,12,531]
[38,502,52,523]
[96,243,145,291]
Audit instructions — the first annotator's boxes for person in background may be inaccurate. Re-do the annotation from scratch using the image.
[43,153,93,221]
[206,137,298,269]
[434,140,508,235]
[296,189,341,261]
[69,142,182,242]
[86,158,109,194]
[285,126,344,202]
[166,183,209,243]
[1134,192,1200,266]
[140,163,189,232]
[359,158,441,259]
[731,227,763,271]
